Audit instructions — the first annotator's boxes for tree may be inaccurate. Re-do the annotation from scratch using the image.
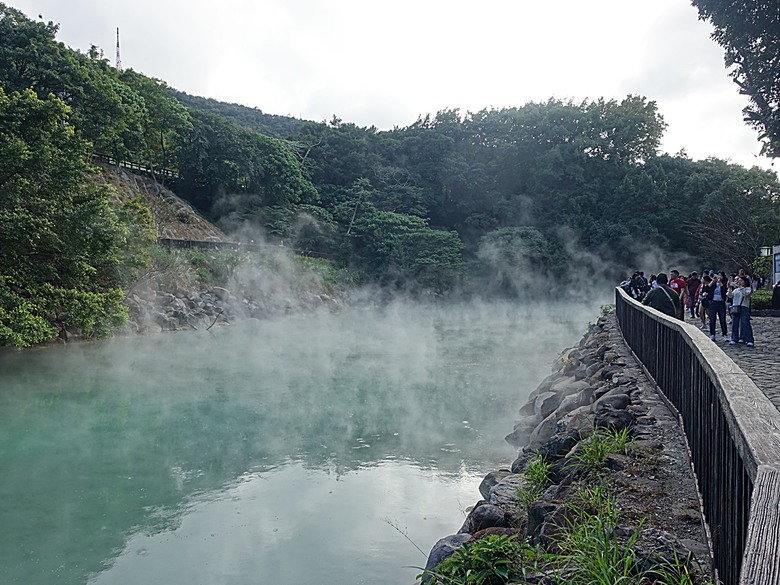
[0,88,128,346]
[474,227,563,296]
[685,161,780,269]
[691,0,780,157]
[351,212,465,292]
[121,70,192,176]
[178,109,317,217]
[0,4,149,160]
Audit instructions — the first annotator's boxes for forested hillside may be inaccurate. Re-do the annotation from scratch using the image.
[2,3,779,347]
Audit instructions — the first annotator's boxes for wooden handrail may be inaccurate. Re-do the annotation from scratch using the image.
[615,287,780,585]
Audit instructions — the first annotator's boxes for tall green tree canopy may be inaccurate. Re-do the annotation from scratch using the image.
[691,0,780,157]
[0,88,129,346]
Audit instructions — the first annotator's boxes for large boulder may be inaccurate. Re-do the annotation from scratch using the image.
[527,413,559,451]
[553,387,594,419]
[534,391,562,418]
[459,502,509,533]
[488,474,526,509]
[595,407,636,432]
[479,470,513,500]
[421,534,472,581]
[593,389,632,413]
[505,415,540,447]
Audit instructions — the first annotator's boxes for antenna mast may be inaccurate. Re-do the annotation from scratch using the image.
[115,27,123,71]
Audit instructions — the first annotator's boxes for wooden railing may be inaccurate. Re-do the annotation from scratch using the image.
[157,238,334,259]
[615,288,780,585]
[92,153,179,179]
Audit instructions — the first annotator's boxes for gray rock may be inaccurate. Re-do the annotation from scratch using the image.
[518,399,536,416]
[560,405,596,438]
[479,470,513,500]
[550,377,591,398]
[527,413,558,450]
[510,452,532,474]
[534,391,561,418]
[593,391,631,413]
[554,387,594,419]
[459,502,508,533]
[211,286,231,301]
[584,362,602,378]
[535,431,579,461]
[574,363,589,380]
[422,533,472,579]
[603,350,619,363]
[595,407,636,432]
[505,415,539,447]
[488,474,526,508]
[526,501,559,540]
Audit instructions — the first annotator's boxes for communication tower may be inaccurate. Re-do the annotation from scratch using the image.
[115,27,122,71]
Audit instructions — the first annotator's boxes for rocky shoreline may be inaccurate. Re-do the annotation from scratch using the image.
[421,313,714,583]
[120,284,344,335]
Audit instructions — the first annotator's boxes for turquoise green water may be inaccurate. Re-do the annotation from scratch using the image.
[0,301,596,585]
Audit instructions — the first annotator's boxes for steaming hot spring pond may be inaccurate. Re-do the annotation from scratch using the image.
[0,300,601,585]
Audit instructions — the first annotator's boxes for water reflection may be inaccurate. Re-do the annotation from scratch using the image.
[87,461,483,585]
[0,301,597,585]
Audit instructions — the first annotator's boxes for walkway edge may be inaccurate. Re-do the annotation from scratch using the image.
[616,288,780,585]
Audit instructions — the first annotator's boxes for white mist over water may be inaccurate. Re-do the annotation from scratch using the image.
[0,298,606,585]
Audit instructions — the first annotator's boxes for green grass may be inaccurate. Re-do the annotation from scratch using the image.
[420,479,709,584]
[519,454,552,508]
[573,427,633,471]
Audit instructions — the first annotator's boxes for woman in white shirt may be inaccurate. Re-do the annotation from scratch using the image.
[729,276,754,346]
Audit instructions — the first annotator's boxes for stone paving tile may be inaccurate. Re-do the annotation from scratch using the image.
[687,314,780,408]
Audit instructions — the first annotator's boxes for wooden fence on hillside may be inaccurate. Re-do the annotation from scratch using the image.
[92,154,179,179]
[156,238,334,260]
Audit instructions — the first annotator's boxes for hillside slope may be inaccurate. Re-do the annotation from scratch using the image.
[96,164,233,243]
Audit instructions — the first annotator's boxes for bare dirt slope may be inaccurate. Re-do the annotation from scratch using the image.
[97,164,233,243]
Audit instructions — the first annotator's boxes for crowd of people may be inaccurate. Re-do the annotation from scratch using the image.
[620,269,762,347]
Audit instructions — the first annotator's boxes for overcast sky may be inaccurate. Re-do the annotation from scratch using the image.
[8,0,776,171]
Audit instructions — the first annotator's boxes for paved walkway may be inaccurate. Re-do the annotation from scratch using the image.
[687,314,780,408]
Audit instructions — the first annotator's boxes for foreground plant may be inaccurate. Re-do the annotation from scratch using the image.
[573,427,633,471]
[558,487,643,584]
[418,534,530,585]
[519,454,552,508]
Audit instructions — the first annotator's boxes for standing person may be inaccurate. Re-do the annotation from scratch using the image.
[686,271,701,319]
[703,272,729,341]
[697,274,712,330]
[642,273,683,319]
[669,270,688,318]
[669,270,686,297]
[773,280,780,309]
[730,276,755,346]
[637,271,649,298]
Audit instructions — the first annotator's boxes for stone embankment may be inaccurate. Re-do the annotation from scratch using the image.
[422,313,713,583]
[122,285,343,334]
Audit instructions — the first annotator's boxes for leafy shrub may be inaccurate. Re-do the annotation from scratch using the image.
[422,534,528,585]
[751,289,772,309]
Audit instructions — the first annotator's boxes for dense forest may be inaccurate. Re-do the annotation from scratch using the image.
[1,3,779,347]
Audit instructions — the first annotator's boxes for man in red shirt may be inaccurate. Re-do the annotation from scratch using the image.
[669,270,688,315]
[685,271,701,319]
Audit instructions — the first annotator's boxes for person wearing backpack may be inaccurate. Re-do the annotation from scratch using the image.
[642,273,683,320]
